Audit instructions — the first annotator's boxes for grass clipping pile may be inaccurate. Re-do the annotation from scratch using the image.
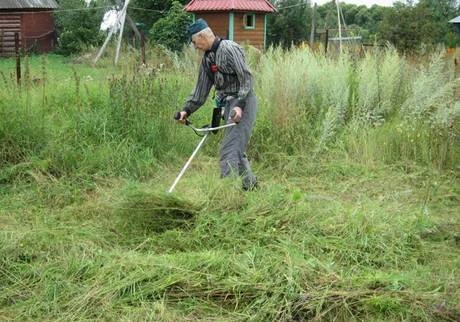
[113,186,199,233]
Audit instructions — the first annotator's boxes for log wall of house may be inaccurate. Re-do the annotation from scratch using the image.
[0,10,54,56]
[0,14,21,56]
[195,12,230,40]
[22,11,55,52]
[194,12,265,49]
[233,13,264,49]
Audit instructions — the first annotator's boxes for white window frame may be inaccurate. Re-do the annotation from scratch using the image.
[244,13,256,29]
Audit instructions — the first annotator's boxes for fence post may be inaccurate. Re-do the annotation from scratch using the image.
[455,48,460,99]
[141,32,146,65]
[310,2,316,45]
[15,32,21,86]
[0,28,3,55]
[324,29,329,55]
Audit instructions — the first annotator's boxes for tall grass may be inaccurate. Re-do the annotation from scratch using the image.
[0,54,200,182]
[253,45,458,169]
[1,46,458,180]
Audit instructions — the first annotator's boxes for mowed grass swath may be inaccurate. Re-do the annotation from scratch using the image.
[0,47,459,321]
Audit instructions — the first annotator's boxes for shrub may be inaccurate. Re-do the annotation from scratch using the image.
[54,0,109,55]
[150,1,193,52]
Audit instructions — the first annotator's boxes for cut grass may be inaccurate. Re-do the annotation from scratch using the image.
[1,160,458,321]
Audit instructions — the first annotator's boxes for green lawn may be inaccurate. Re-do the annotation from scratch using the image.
[0,54,118,81]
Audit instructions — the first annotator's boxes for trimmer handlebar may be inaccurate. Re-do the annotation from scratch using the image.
[168,109,238,193]
[173,110,237,137]
[174,110,236,125]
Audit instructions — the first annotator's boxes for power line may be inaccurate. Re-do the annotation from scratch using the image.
[52,6,110,13]
[129,6,166,13]
[0,6,110,15]
[0,5,166,15]
[277,2,310,10]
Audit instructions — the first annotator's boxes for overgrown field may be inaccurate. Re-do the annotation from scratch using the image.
[1,47,459,321]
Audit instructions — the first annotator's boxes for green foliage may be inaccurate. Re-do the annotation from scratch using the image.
[312,0,459,51]
[314,2,391,44]
[354,46,408,124]
[418,0,460,47]
[379,4,437,52]
[400,52,459,127]
[54,0,109,55]
[130,0,190,28]
[377,0,460,51]
[149,1,193,51]
[268,0,311,47]
[51,0,460,55]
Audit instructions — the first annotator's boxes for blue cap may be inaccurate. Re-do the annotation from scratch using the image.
[187,18,208,41]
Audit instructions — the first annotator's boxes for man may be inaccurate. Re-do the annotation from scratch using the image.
[176,18,257,191]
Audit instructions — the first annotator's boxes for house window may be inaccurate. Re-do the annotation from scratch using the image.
[244,14,255,29]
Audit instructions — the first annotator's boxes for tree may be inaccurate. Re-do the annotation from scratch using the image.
[378,0,460,51]
[316,1,339,31]
[130,0,173,28]
[150,1,192,51]
[54,0,111,55]
[378,4,437,52]
[417,0,460,47]
[313,2,388,44]
[268,0,311,47]
[129,0,190,28]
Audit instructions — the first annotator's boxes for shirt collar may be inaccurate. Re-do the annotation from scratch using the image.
[208,37,221,54]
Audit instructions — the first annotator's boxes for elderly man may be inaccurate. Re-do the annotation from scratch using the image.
[177,19,258,191]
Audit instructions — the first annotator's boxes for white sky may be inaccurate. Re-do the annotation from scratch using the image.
[314,0,399,7]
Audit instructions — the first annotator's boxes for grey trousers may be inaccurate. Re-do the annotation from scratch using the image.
[220,93,257,189]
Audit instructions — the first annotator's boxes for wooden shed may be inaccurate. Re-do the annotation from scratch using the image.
[0,0,58,56]
[184,0,276,50]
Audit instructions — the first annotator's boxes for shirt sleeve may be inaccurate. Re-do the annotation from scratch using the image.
[182,58,214,115]
[226,44,253,108]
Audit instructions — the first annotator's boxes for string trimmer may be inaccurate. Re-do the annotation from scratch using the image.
[168,111,236,193]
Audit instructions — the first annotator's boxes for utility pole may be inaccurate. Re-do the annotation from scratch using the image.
[310,2,317,45]
[94,0,140,66]
[336,0,342,54]
[115,0,130,64]
[94,20,117,65]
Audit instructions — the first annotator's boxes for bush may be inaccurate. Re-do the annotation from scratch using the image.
[54,0,109,55]
[150,1,193,52]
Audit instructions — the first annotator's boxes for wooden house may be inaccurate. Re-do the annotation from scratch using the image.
[0,0,58,56]
[184,0,276,50]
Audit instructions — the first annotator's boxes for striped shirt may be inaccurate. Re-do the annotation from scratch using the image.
[182,38,253,115]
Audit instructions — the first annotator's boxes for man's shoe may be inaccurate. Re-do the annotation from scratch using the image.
[242,179,258,191]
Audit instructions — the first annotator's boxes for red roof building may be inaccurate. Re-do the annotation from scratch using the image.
[185,0,276,50]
